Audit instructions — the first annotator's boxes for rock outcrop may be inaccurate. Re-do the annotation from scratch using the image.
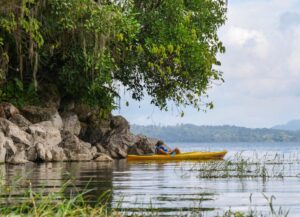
[0,103,19,119]
[0,102,156,164]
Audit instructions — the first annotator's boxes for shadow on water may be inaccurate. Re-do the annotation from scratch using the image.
[0,162,115,208]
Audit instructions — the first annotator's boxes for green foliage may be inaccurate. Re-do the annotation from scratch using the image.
[0,78,39,107]
[0,0,226,112]
[115,0,227,110]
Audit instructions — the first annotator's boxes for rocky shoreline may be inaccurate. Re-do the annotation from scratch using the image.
[0,102,157,164]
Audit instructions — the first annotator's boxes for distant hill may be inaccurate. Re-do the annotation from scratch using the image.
[131,124,300,143]
[272,120,300,131]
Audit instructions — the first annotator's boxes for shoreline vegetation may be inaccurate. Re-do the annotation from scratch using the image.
[131,124,300,143]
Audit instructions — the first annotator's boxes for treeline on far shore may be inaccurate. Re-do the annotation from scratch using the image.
[131,124,300,143]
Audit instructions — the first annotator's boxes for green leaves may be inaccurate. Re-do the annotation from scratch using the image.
[0,0,226,113]
[115,0,226,111]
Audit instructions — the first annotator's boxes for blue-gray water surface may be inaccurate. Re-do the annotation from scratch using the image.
[1,142,300,216]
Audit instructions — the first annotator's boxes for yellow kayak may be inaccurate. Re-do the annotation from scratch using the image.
[127,150,227,161]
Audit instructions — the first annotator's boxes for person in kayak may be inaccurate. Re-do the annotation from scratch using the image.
[155,140,181,155]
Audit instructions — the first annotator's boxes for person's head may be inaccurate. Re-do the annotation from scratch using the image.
[156,140,164,147]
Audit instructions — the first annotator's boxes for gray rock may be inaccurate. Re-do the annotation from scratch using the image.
[51,112,63,130]
[109,150,119,159]
[127,135,157,155]
[7,150,28,164]
[61,112,81,136]
[0,102,19,119]
[110,115,130,134]
[0,132,6,163]
[4,137,17,160]
[129,147,144,155]
[51,147,66,161]
[115,147,127,158]
[45,150,53,161]
[26,146,37,161]
[90,146,98,158]
[21,106,63,129]
[0,144,6,163]
[59,132,94,161]
[9,114,32,130]
[34,142,56,162]
[94,153,113,162]
[0,118,32,146]
[95,143,107,153]
[84,124,110,145]
[36,143,46,161]
[28,121,62,147]
[21,106,55,123]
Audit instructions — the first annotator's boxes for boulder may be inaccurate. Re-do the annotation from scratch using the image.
[0,132,6,163]
[103,133,138,158]
[0,143,6,163]
[9,114,32,130]
[109,150,119,159]
[28,121,62,147]
[110,115,130,134]
[61,112,81,136]
[90,146,98,158]
[115,147,127,158]
[94,153,113,162]
[51,147,66,161]
[35,143,53,162]
[45,149,53,161]
[4,137,17,160]
[51,112,63,130]
[30,142,64,162]
[128,147,144,155]
[0,118,32,146]
[20,106,63,129]
[84,118,111,144]
[7,150,28,164]
[95,143,107,153]
[127,135,157,155]
[36,143,46,161]
[59,132,94,161]
[0,103,19,119]
[26,146,37,161]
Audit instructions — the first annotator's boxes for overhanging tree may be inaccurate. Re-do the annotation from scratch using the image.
[0,0,226,112]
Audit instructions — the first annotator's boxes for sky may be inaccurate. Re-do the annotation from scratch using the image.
[113,0,300,128]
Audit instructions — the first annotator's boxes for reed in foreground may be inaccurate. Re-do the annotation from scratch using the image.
[0,166,290,217]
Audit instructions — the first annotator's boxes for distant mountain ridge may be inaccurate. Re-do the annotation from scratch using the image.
[131,124,300,143]
[272,120,300,131]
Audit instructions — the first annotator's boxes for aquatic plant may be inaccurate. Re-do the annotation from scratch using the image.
[220,194,289,217]
[187,152,300,181]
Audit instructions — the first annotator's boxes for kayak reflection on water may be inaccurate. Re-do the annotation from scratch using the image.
[155,140,181,155]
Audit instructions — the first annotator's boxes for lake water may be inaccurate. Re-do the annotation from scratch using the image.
[1,142,300,216]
